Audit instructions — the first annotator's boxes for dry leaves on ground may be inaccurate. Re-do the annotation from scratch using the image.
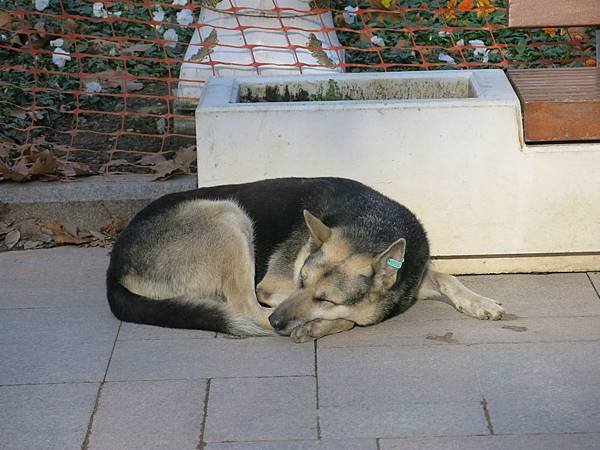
[0,215,128,252]
[100,215,128,236]
[81,69,144,92]
[0,138,94,182]
[136,146,197,180]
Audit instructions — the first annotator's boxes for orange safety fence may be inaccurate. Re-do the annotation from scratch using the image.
[0,0,596,181]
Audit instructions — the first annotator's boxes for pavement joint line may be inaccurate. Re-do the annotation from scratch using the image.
[314,340,321,440]
[586,272,600,300]
[321,338,600,350]
[117,337,220,342]
[81,321,122,450]
[197,378,212,450]
[481,396,495,435]
[80,383,103,450]
[102,375,316,384]
[206,438,329,444]
[380,431,600,441]
[0,381,100,388]
[0,305,111,311]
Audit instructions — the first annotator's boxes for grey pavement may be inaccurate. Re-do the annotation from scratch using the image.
[1,247,600,450]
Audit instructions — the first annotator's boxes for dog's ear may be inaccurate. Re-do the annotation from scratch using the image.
[303,210,331,247]
[372,238,406,289]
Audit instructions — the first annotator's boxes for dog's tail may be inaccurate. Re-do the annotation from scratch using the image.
[106,272,271,336]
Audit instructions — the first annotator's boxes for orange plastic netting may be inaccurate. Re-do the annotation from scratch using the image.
[0,0,596,180]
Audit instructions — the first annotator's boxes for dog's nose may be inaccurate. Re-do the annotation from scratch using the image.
[268,312,285,330]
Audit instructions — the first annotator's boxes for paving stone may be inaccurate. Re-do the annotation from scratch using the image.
[0,247,109,289]
[319,315,600,348]
[107,337,314,381]
[0,382,98,450]
[0,284,107,309]
[206,439,377,450]
[0,338,114,384]
[119,322,216,340]
[89,380,206,450]
[398,299,471,321]
[474,342,600,435]
[488,387,600,435]
[379,433,600,450]
[317,314,460,349]
[204,376,317,442]
[0,306,119,344]
[474,341,600,395]
[459,273,600,317]
[317,345,481,406]
[319,401,488,439]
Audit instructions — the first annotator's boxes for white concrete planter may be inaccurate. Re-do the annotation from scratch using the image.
[178,0,343,99]
[195,70,600,273]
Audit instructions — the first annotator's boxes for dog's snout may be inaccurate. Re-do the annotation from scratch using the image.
[268,312,285,330]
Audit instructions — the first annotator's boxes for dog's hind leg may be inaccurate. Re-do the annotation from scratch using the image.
[418,268,504,320]
[221,239,275,336]
[289,319,355,343]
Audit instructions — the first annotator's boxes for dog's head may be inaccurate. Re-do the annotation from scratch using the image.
[268,210,406,335]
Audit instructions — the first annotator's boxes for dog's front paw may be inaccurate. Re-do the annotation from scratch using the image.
[460,297,505,320]
[290,321,319,343]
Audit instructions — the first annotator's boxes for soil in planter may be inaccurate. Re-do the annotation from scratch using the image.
[239,79,351,103]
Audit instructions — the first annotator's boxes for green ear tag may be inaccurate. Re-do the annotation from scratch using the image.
[386,257,404,270]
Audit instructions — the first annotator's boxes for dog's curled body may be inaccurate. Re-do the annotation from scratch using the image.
[107,177,503,339]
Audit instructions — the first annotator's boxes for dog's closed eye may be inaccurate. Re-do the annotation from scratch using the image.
[314,295,336,305]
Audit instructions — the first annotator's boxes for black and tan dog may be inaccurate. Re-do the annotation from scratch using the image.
[107,177,504,342]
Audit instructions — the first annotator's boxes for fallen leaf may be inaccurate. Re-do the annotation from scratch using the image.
[137,154,166,166]
[29,151,58,176]
[101,159,130,169]
[8,109,28,120]
[189,29,218,62]
[52,233,90,245]
[307,34,336,69]
[153,160,180,180]
[42,222,63,235]
[17,219,51,242]
[121,42,154,55]
[394,39,412,49]
[0,11,12,29]
[89,38,119,51]
[89,230,107,241]
[126,79,144,92]
[4,229,20,249]
[23,240,43,250]
[0,223,12,237]
[100,215,128,236]
[59,161,92,177]
[0,158,30,182]
[81,69,144,93]
[62,221,79,237]
[0,202,8,215]
[174,147,196,168]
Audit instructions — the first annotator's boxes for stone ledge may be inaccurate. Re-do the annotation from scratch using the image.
[1,175,197,230]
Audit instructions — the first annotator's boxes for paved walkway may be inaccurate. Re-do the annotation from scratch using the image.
[1,247,600,450]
